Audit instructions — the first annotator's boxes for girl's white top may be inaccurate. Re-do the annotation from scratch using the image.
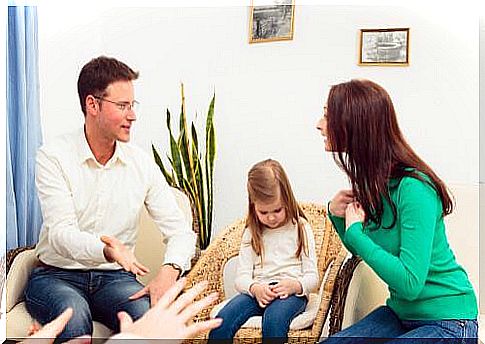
[234,218,319,298]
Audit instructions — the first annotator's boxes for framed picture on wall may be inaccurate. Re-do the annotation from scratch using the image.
[359,28,410,66]
[249,0,295,43]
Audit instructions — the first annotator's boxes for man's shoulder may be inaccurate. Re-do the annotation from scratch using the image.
[118,141,154,165]
[38,130,80,157]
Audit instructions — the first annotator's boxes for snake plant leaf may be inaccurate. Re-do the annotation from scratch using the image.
[166,109,171,130]
[204,93,216,244]
[168,133,183,187]
[152,144,174,186]
[155,85,216,251]
[191,123,200,173]
[165,108,184,185]
[191,122,199,153]
[178,126,191,181]
[195,160,206,247]
[167,155,175,176]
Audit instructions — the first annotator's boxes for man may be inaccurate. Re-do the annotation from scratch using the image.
[24,56,196,340]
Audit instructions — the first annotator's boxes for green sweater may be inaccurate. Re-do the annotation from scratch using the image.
[329,176,477,320]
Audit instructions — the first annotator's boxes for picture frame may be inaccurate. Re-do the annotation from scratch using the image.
[359,28,410,66]
[249,0,295,44]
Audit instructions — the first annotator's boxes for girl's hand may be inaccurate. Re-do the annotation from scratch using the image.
[329,190,354,217]
[270,279,302,299]
[250,283,277,308]
[345,202,366,230]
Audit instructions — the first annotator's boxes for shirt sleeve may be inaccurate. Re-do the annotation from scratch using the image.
[327,202,358,255]
[234,229,257,296]
[144,159,196,272]
[35,148,106,264]
[296,223,319,297]
[343,177,439,301]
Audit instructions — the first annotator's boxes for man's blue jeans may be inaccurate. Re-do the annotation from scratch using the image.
[208,293,307,344]
[25,265,150,340]
[320,306,478,343]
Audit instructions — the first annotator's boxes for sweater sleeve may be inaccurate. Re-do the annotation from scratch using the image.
[343,177,438,301]
[234,229,256,295]
[327,201,358,255]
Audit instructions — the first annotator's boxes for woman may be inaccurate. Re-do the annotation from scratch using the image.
[316,79,477,343]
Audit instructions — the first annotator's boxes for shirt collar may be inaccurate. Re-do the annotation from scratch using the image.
[78,127,128,166]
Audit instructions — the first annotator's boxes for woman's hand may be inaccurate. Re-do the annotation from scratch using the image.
[270,279,302,299]
[22,308,91,344]
[329,190,355,217]
[345,202,366,230]
[250,283,278,308]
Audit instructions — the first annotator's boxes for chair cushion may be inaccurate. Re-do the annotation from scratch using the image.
[211,292,320,330]
[6,250,38,312]
[6,302,113,339]
[211,261,334,330]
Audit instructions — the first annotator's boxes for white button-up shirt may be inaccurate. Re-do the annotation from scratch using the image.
[35,128,196,270]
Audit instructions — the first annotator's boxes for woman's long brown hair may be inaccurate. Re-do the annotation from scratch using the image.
[326,79,453,228]
[246,159,308,259]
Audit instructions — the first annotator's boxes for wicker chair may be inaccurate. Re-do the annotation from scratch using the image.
[184,203,350,344]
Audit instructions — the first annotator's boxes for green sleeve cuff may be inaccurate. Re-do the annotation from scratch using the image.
[344,221,375,258]
[327,201,346,236]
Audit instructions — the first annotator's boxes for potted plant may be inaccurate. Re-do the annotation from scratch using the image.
[152,84,216,261]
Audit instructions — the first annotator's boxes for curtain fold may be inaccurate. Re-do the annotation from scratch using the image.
[7,6,43,249]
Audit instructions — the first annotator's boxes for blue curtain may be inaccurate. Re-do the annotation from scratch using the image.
[7,6,43,249]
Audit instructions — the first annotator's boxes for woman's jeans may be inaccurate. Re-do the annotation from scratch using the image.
[320,306,478,344]
[25,265,150,340]
[208,293,307,344]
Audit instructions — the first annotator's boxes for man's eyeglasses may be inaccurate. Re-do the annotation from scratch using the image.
[93,96,139,112]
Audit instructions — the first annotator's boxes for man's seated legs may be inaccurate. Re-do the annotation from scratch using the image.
[91,269,150,332]
[24,266,93,339]
[25,266,150,339]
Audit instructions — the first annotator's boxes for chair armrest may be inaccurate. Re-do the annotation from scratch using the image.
[185,218,246,322]
[6,247,39,312]
[328,254,362,335]
[311,246,348,337]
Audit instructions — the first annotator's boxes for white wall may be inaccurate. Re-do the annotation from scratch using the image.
[37,4,480,300]
[480,16,485,311]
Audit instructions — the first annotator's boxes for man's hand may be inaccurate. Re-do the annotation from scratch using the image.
[129,264,180,307]
[118,278,221,342]
[249,283,278,308]
[101,235,150,276]
[329,189,355,217]
[270,279,303,299]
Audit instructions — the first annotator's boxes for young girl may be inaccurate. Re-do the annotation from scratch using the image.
[316,79,478,343]
[208,159,319,344]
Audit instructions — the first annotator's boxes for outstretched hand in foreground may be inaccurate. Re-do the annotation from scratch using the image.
[23,277,222,344]
[117,277,222,341]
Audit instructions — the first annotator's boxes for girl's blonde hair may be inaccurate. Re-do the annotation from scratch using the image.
[246,159,308,259]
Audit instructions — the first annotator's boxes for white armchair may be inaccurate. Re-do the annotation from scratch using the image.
[5,187,193,340]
